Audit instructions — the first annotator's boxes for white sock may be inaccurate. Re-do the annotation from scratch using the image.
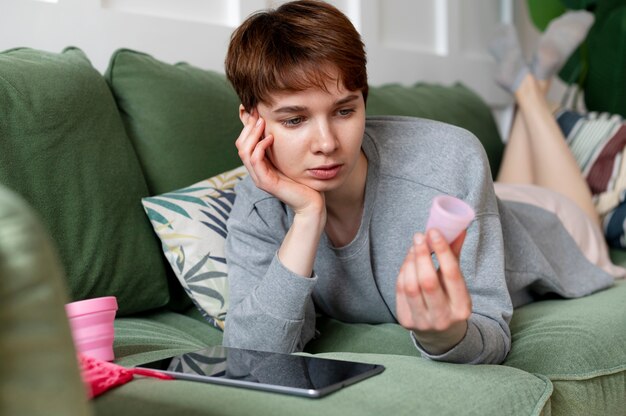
[488,24,529,93]
[531,10,595,80]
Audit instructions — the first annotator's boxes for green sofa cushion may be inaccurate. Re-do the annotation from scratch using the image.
[305,282,626,416]
[113,309,224,367]
[609,247,626,265]
[96,351,550,416]
[306,317,416,356]
[0,47,170,316]
[107,278,626,415]
[0,184,92,416]
[366,83,504,178]
[104,49,243,196]
[505,279,626,416]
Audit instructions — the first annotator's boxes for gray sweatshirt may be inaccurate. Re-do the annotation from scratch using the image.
[223,116,613,364]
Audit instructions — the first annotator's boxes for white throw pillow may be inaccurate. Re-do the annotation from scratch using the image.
[141,165,248,330]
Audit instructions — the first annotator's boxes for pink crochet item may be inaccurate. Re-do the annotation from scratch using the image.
[78,353,173,398]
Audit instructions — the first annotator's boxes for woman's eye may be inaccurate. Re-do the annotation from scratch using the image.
[281,117,304,127]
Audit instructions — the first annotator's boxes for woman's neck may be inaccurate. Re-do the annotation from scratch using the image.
[325,150,368,217]
[323,151,368,247]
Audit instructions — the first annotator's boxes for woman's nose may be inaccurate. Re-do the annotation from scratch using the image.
[312,122,339,154]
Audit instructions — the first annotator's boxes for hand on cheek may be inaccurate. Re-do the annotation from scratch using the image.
[396,229,472,354]
[235,109,269,186]
[235,108,325,218]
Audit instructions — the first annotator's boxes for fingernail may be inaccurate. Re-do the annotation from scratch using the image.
[429,229,441,242]
[256,117,263,126]
[413,233,424,245]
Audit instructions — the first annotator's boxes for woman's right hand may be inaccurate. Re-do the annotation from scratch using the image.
[236,110,326,220]
[237,110,326,278]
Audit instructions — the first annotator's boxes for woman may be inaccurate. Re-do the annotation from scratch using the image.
[222,0,617,364]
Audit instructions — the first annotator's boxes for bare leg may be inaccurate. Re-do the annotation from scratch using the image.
[514,73,600,227]
[496,80,554,184]
[489,18,599,226]
[489,17,622,277]
[496,110,535,184]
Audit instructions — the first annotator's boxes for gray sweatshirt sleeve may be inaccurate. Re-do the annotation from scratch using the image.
[223,189,317,353]
[432,130,512,364]
[410,209,513,364]
[381,119,513,364]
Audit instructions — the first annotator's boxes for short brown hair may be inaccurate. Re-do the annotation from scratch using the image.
[225,0,368,111]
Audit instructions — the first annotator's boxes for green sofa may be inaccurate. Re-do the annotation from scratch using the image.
[1,47,624,416]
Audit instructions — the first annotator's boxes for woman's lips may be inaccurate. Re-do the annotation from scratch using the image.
[308,164,342,180]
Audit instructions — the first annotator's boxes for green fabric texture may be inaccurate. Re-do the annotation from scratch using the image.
[504,280,626,415]
[95,352,551,416]
[104,49,243,196]
[366,83,504,178]
[305,316,417,356]
[505,280,626,375]
[107,281,624,414]
[0,184,92,416]
[104,49,245,312]
[113,310,223,367]
[287,283,626,415]
[0,47,169,316]
[609,247,626,265]
[551,376,625,416]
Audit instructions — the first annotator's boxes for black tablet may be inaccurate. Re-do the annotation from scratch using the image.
[135,345,384,398]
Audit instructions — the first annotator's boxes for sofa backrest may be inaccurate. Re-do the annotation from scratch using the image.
[105,50,504,197]
[366,84,503,178]
[104,49,243,197]
[0,47,170,316]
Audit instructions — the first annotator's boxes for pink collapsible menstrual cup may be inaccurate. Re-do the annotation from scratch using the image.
[65,296,118,361]
[425,195,476,244]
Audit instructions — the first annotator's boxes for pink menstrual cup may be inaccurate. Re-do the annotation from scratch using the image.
[425,195,475,243]
[65,296,118,361]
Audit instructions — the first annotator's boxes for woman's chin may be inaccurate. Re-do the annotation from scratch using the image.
[297,177,343,193]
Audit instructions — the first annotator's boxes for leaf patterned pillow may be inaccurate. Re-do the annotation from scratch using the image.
[141,165,248,330]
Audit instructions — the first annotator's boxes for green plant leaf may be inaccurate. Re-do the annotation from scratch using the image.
[594,0,626,21]
[584,5,626,116]
[529,0,626,114]
[527,0,567,30]
[561,0,597,9]
[558,47,583,87]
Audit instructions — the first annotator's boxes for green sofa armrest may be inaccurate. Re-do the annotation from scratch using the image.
[0,184,92,416]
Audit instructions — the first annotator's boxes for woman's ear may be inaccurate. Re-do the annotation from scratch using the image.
[238,105,259,126]
[238,104,248,125]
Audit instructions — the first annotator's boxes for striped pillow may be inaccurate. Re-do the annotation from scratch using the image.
[556,109,626,248]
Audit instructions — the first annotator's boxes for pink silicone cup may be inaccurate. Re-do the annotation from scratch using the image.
[65,296,118,361]
[65,296,118,318]
[73,332,116,361]
[425,195,475,243]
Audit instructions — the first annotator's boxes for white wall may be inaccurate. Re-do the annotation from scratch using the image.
[1,0,561,129]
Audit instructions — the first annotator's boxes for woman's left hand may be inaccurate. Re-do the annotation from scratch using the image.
[395,229,472,355]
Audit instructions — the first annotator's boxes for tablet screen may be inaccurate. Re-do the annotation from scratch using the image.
[135,345,384,398]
